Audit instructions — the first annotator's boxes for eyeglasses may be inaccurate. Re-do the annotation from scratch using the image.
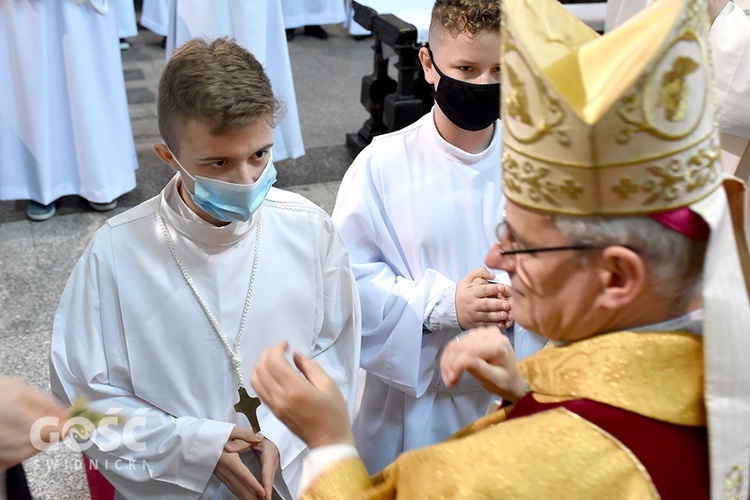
[494,220,602,256]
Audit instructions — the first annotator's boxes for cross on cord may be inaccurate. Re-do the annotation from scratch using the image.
[235,386,262,433]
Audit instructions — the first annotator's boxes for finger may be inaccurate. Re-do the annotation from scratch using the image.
[477,295,512,313]
[440,348,459,387]
[259,450,276,500]
[292,351,332,389]
[246,471,266,500]
[252,346,293,405]
[442,353,477,387]
[465,358,495,385]
[497,284,512,298]
[440,344,473,387]
[483,310,510,324]
[225,438,255,453]
[218,451,266,500]
[229,425,264,443]
[475,283,511,300]
[462,266,494,284]
[498,320,514,331]
[441,362,461,387]
[477,266,495,281]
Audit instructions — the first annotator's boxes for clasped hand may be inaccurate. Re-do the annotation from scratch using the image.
[214,426,279,500]
[456,267,513,330]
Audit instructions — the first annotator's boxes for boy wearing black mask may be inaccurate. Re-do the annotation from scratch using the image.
[331,0,547,475]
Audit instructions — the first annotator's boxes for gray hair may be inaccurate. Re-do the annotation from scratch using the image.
[554,215,706,308]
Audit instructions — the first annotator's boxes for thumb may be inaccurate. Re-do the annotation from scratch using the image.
[224,438,254,453]
[465,266,494,284]
[228,425,263,445]
[441,365,460,388]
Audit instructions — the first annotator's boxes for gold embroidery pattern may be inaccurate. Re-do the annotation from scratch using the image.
[501,34,569,146]
[503,151,585,208]
[503,136,720,214]
[506,65,533,126]
[611,142,720,206]
[616,32,708,144]
[724,465,744,500]
[617,2,711,144]
[518,331,705,425]
[659,56,699,122]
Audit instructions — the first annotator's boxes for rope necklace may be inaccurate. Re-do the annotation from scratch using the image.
[155,194,264,430]
[156,196,263,389]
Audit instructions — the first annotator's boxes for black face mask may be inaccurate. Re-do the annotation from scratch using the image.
[429,49,500,131]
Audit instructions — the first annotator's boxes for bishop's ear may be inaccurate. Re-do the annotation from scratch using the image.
[595,246,646,310]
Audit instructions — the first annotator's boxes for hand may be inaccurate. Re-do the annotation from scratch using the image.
[215,426,270,499]
[455,267,513,330]
[224,434,280,500]
[253,437,280,500]
[440,327,528,403]
[251,342,353,449]
[0,378,68,469]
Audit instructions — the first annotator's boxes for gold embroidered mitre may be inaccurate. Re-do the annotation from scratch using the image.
[500,0,722,215]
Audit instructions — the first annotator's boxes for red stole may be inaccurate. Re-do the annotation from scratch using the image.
[507,394,709,499]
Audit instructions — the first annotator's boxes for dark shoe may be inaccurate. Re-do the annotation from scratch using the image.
[26,201,56,221]
[119,38,131,50]
[88,200,118,212]
[286,28,296,41]
[353,34,371,41]
[303,25,328,40]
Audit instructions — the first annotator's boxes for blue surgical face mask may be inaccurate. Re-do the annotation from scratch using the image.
[169,149,277,223]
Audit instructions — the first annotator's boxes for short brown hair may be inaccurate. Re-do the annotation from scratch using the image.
[157,37,281,152]
[429,0,500,45]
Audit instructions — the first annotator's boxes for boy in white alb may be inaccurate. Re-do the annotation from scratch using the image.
[332,0,546,474]
[50,38,360,499]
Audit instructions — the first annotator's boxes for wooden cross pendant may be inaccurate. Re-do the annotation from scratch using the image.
[235,386,262,433]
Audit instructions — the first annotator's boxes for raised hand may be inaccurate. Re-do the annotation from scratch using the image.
[251,342,353,449]
[440,327,528,403]
[0,378,68,469]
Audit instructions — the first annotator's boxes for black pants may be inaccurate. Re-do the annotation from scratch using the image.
[5,464,32,500]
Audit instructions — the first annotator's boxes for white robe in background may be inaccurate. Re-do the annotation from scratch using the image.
[141,0,170,36]
[0,0,138,205]
[167,0,305,162]
[113,0,138,39]
[50,175,361,498]
[281,0,346,29]
[332,109,547,474]
[606,0,750,175]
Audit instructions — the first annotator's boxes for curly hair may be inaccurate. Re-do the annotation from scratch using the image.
[430,0,500,40]
[157,37,281,153]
